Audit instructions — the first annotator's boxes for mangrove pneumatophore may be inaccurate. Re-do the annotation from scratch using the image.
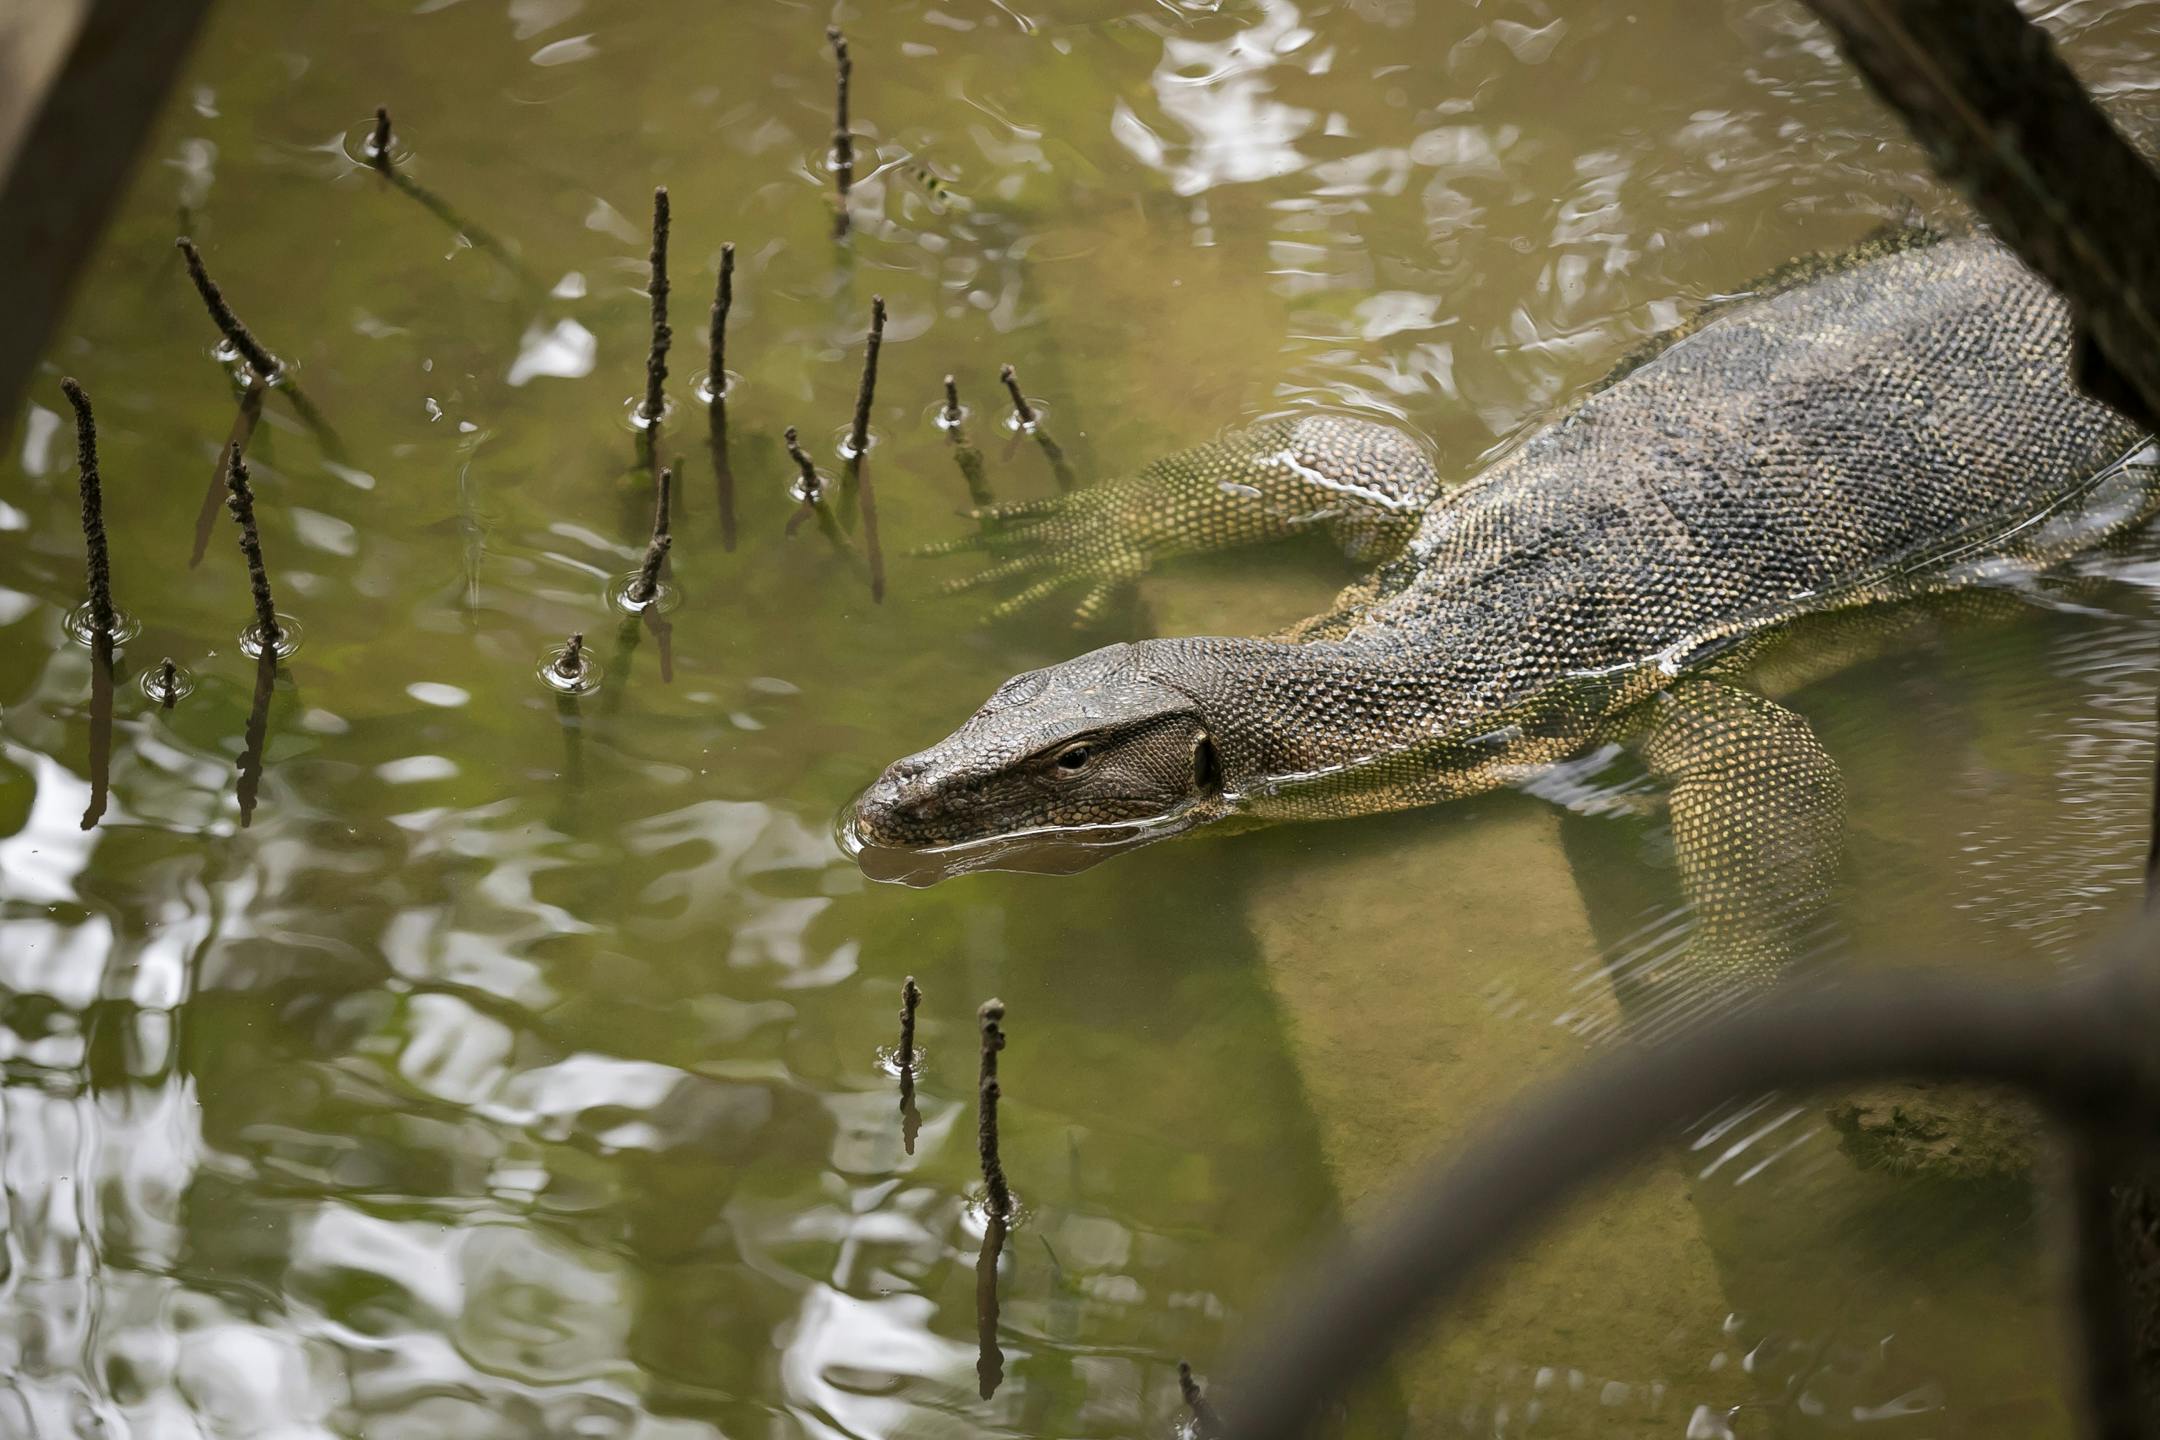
[224,450,283,654]
[176,235,339,458]
[707,242,735,395]
[976,999,1012,1219]
[827,25,854,237]
[996,362,1035,429]
[897,975,922,1068]
[846,294,885,459]
[708,242,737,549]
[554,632,586,685]
[630,465,674,607]
[846,295,889,600]
[641,186,673,464]
[783,425,848,551]
[939,374,994,509]
[998,362,1075,491]
[57,378,117,644]
[974,999,1012,1399]
[177,236,282,381]
[1179,1362,1226,1440]
[896,976,922,1155]
[368,106,394,173]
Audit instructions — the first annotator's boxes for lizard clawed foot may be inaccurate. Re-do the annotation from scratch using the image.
[912,487,1145,624]
[939,553,1063,595]
[909,515,1065,558]
[929,542,1144,626]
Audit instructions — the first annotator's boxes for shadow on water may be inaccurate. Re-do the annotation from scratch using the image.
[707,399,735,552]
[190,379,263,570]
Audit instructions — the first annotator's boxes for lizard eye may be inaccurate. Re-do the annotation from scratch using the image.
[1053,743,1094,772]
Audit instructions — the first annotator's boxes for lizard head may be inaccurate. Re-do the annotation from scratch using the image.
[845,642,1228,884]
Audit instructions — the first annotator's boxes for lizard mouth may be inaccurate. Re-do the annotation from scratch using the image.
[836,801,1212,886]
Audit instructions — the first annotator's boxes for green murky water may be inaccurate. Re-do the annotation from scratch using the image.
[6,1,2160,1435]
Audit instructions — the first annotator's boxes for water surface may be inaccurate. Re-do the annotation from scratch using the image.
[5,1,2160,1435]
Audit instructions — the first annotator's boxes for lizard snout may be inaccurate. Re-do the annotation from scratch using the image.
[852,761,954,846]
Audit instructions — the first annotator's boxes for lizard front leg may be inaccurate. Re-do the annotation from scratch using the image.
[917,415,1445,626]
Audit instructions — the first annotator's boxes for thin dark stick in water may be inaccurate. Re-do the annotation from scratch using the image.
[709,243,734,396]
[997,364,1076,492]
[845,306,889,596]
[897,975,923,1155]
[193,379,265,569]
[898,976,922,1069]
[707,244,738,549]
[156,657,178,710]
[177,238,342,458]
[630,465,673,605]
[642,187,673,448]
[785,426,823,506]
[784,426,862,558]
[370,107,394,173]
[978,999,1012,1219]
[849,295,886,456]
[836,296,890,580]
[1179,1363,1226,1440]
[58,379,115,641]
[177,237,283,381]
[225,450,281,648]
[998,363,1036,428]
[943,375,994,509]
[828,26,854,237]
[554,632,585,681]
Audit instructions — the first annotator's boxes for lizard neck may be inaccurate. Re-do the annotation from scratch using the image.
[1131,633,1639,822]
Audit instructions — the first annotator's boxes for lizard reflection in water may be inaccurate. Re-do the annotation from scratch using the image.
[849,227,2160,996]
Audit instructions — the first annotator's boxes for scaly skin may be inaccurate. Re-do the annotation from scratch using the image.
[856,231,2158,993]
[923,415,1442,624]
